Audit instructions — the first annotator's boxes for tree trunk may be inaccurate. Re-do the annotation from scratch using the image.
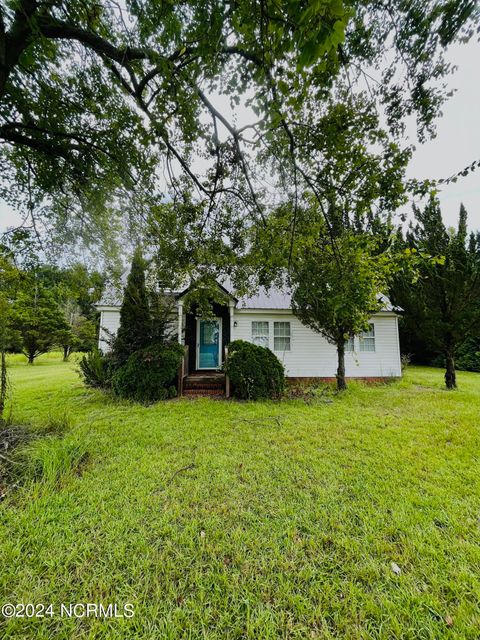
[28,351,35,365]
[445,352,457,389]
[336,340,347,391]
[0,349,6,423]
[63,345,70,361]
[444,333,457,389]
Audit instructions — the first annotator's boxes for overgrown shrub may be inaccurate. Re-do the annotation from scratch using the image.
[78,348,112,389]
[455,337,480,372]
[401,353,412,372]
[112,342,184,403]
[224,340,285,400]
[431,338,480,373]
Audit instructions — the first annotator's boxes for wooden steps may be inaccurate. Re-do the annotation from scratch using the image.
[183,372,225,397]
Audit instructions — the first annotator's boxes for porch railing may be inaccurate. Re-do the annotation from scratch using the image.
[177,345,189,397]
[224,345,230,399]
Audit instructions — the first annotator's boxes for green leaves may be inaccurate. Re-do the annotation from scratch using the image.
[0,0,476,265]
[114,247,152,366]
[12,284,71,363]
[392,198,480,388]
[290,231,391,364]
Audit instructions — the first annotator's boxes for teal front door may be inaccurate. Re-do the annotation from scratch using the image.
[198,319,221,369]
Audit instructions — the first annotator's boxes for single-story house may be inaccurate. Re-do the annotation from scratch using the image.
[96,279,402,392]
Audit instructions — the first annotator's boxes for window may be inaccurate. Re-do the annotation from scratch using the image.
[345,335,354,352]
[202,320,218,345]
[359,324,375,352]
[274,321,291,351]
[252,321,269,348]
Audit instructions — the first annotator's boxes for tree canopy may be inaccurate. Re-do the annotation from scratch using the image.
[13,283,70,364]
[393,199,480,389]
[1,0,477,257]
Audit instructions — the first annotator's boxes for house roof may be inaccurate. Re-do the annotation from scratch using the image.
[97,271,128,307]
[97,277,400,313]
[236,286,292,309]
[176,280,238,303]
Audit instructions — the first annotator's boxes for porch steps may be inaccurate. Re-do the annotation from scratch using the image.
[183,373,225,397]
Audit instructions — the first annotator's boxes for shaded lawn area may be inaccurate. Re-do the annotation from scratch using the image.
[0,356,479,639]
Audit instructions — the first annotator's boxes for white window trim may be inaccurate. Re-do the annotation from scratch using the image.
[273,321,291,352]
[345,335,355,352]
[359,323,376,352]
[251,321,269,348]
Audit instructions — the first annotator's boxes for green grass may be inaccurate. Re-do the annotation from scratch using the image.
[1,355,479,639]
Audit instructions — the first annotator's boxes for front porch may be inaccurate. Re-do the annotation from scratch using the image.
[176,297,235,375]
[183,371,226,397]
[177,347,231,397]
[176,293,235,396]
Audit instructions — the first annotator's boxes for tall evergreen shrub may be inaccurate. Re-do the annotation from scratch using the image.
[113,247,151,366]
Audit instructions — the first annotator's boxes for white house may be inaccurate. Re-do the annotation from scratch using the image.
[96,280,402,385]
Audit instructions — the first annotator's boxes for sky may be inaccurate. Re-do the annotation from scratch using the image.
[404,39,480,230]
[1,38,479,237]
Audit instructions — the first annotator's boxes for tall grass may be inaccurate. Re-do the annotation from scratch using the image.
[2,358,480,639]
[18,433,90,486]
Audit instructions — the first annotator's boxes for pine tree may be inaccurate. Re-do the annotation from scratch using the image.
[394,198,480,389]
[113,247,151,366]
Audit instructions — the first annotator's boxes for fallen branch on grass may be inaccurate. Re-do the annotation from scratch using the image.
[154,463,196,493]
[236,416,285,428]
[166,463,196,486]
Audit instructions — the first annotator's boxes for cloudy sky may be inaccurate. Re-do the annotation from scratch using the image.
[0,38,479,235]
[404,39,480,230]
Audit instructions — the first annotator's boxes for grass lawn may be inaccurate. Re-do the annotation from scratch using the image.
[0,355,479,639]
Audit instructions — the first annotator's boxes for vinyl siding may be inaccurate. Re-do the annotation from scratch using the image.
[98,307,402,377]
[98,310,120,352]
[232,311,402,378]
[98,310,178,352]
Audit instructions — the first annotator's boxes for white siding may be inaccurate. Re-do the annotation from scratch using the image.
[97,306,402,378]
[98,310,121,352]
[232,311,402,378]
[98,309,179,352]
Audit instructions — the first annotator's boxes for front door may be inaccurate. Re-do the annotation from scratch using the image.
[197,319,221,369]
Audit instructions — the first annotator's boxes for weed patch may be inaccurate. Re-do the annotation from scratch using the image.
[18,433,90,487]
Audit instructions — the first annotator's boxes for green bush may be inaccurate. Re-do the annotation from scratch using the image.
[78,348,112,389]
[112,342,184,403]
[431,338,480,373]
[224,340,285,400]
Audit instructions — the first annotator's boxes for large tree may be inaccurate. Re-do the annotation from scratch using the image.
[393,199,480,389]
[12,281,70,364]
[291,232,391,390]
[242,95,410,389]
[21,263,104,359]
[56,300,97,360]
[0,0,477,255]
